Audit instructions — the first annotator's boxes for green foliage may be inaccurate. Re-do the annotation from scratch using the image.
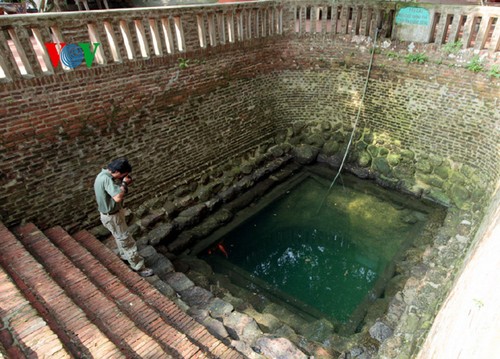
[487,65,500,78]
[466,55,484,73]
[405,53,428,64]
[178,58,190,69]
[386,51,399,59]
[442,40,463,54]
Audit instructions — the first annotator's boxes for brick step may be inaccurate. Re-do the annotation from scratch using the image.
[13,223,173,359]
[0,264,70,359]
[0,222,124,358]
[73,230,245,359]
[44,226,206,359]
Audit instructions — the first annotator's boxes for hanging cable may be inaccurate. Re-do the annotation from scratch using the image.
[317,27,380,213]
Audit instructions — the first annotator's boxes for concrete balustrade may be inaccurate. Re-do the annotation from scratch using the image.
[0,1,283,82]
[1,1,499,83]
[290,1,500,52]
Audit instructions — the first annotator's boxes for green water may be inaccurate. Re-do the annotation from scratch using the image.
[201,174,436,324]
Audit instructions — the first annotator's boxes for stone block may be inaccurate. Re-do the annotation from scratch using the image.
[164,272,194,292]
[179,286,214,308]
[254,336,307,359]
[223,312,263,344]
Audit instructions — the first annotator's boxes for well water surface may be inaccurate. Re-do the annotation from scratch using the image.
[200,171,442,329]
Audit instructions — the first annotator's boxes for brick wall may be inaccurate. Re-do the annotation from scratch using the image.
[1,4,499,228]
[0,40,284,228]
[272,37,500,184]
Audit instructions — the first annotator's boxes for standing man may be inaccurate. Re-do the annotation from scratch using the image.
[94,158,154,277]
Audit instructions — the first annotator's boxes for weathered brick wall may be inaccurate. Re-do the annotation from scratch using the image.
[0,40,284,228]
[1,2,499,229]
[272,37,500,184]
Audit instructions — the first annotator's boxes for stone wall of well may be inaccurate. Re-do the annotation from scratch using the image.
[0,1,499,228]
[271,37,499,210]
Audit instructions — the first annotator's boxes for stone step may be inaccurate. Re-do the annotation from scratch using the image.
[13,223,173,359]
[44,226,207,359]
[73,229,244,359]
[0,264,70,358]
[0,222,124,358]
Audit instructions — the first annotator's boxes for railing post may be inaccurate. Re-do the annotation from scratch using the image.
[447,13,463,43]
[474,15,493,50]
[489,17,500,54]
[433,11,447,44]
[0,30,19,81]
[461,13,476,48]
[12,26,37,77]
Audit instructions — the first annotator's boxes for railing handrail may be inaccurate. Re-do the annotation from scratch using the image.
[0,0,499,83]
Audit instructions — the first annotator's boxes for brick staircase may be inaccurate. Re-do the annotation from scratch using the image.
[0,222,244,359]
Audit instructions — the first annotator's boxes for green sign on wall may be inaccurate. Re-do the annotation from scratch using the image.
[396,7,430,26]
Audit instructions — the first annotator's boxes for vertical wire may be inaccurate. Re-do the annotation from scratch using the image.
[317,27,380,214]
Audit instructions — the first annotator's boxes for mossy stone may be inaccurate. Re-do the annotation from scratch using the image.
[449,183,471,210]
[292,121,306,135]
[321,121,332,131]
[240,163,254,175]
[230,167,241,177]
[355,141,368,151]
[280,143,292,153]
[275,130,287,143]
[420,174,445,188]
[387,153,401,166]
[429,154,443,167]
[379,174,398,185]
[306,133,325,147]
[470,188,485,203]
[367,145,379,157]
[322,140,341,156]
[196,186,212,202]
[373,157,392,175]
[416,159,432,174]
[357,151,372,167]
[363,127,373,143]
[268,145,284,158]
[449,171,468,185]
[393,162,416,179]
[468,173,483,188]
[292,144,320,164]
[429,175,445,188]
[288,136,302,146]
[400,149,415,162]
[434,165,451,180]
[332,123,342,131]
[426,189,451,207]
[331,131,345,142]
[379,147,389,157]
[460,164,476,178]
[364,132,374,144]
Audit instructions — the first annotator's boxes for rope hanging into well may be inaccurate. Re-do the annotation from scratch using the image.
[317,27,380,214]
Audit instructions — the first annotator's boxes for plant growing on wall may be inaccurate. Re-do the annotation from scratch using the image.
[386,51,399,59]
[487,65,500,79]
[442,40,463,54]
[466,55,484,73]
[178,58,190,69]
[405,53,428,64]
